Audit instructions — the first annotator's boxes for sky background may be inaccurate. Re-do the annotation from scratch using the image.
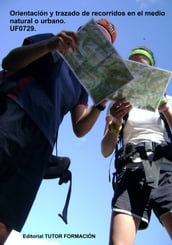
[0,0,172,244]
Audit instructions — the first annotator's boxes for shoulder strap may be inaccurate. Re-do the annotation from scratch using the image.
[119,112,172,143]
[114,113,129,169]
[115,111,172,168]
[160,113,172,143]
[118,113,129,145]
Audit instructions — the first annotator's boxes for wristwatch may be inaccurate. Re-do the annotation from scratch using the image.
[95,104,106,111]
[108,121,122,134]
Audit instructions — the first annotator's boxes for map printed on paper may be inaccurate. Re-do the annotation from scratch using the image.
[63,19,133,105]
[62,19,172,111]
[111,60,172,111]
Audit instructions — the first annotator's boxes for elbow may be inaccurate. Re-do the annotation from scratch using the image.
[75,132,85,138]
[73,124,92,138]
[102,152,110,158]
[73,128,87,138]
[101,150,111,158]
[101,144,111,158]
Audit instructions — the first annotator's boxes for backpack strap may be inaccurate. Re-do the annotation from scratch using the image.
[114,113,129,169]
[44,155,72,224]
[115,111,172,171]
[118,111,172,144]
[58,171,72,224]
[160,112,172,143]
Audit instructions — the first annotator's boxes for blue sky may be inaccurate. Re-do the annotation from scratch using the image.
[1,0,172,244]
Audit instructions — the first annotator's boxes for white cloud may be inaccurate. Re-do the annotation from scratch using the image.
[5,230,62,245]
[136,0,160,9]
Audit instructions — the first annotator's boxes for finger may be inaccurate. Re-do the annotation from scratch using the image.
[114,97,127,106]
[64,31,80,44]
[57,37,69,55]
[110,103,131,118]
[59,31,79,52]
[111,100,131,112]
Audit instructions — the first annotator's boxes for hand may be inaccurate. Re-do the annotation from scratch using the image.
[110,98,132,125]
[48,31,80,55]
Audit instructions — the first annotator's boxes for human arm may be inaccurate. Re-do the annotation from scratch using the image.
[101,98,132,157]
[158,100,172,128]
[162,107,172,128]
[158,97,172,128]
[70,100,108,137]
[2,31,79,71]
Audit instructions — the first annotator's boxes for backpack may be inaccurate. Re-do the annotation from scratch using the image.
[44,155,72,224]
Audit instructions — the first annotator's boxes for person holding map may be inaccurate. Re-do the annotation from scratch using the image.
[0,19,117,244]
[101,46,172,245]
